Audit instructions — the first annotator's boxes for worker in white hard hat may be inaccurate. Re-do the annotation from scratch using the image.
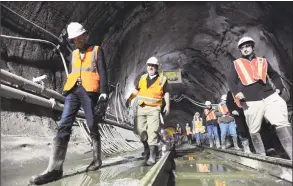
[228,36,292,159]
[203,101,221,148]
[126,56,171,166]
[185,123,192,144]
[215,94,240,150]
[191,112,205,146]
[30,22,108,185]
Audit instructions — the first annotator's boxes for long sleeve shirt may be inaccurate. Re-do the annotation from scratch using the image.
[67,44,108,95]
[228,54,283,101]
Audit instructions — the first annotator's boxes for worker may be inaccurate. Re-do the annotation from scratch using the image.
[185,123,192,144]
[30,22,108,184]
[203,101,221,148]
[228,36,292,159]
[192,112,205,146]
[215,94,240,150]
[175,123,182,145]
[226,91,252,153]
[126,56,170,166]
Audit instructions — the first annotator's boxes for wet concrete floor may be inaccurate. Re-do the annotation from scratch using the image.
[174,148,292,186]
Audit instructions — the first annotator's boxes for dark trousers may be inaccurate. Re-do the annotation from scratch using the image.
[57,86,98,141]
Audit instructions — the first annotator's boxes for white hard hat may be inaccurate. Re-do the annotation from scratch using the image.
[205,101,212,106]
[146,57,159,66]
[67,22,86,39]
[237,36,255,48]
[195,112,200,115]
[186,123,189,126]
[221,94,227,101]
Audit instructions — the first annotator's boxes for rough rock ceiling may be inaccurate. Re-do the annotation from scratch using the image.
[1,2,292,126]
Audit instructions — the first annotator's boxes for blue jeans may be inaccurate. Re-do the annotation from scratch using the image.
[207,125,219,140]
[194,133,201,144]
[57,86,98,141]
[219,121,237,142]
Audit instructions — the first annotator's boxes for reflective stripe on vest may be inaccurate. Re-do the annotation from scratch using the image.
[137,74,167,107]
[218,104,229,115]
[204,109,216,121]
[176,127,181,134]
[63,46,100,92]
[186,127,191,134]
[233,57,267,85]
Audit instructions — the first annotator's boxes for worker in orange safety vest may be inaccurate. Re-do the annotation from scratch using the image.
[30,22,108,185]
[228,36,292,159]
[126,56,171,166]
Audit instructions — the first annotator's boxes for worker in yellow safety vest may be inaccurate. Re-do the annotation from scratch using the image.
[30,22,108,185]
[228,36,292,159]
[192,112,205,146]
[126,56,171,166]
[185,123,192,144]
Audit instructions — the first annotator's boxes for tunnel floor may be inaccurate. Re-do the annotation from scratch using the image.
[174,146,291,186]
[1,145,291,186]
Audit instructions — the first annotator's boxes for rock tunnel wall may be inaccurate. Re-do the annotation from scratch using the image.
[1,2,292,136]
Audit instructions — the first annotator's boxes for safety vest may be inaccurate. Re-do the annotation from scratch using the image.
[233,57,267,86]
[186,126,191,135]
[63,46,100,92]
[137,74,167,107]
[197,164,210,172]
[193,118,204,133]
[204,109,216,121]
[218,104,229,115]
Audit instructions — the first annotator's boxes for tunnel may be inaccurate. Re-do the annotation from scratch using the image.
[0,2,292,186]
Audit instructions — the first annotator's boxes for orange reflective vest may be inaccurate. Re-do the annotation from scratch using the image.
[233,57,267,86]
[186,126,191,135]
[63,46,100,92]
[137,74,167,107]
[193,118,204,133]
[218,104,229,115]
[204,109,216,121]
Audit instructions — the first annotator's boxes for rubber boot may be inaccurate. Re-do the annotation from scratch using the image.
[141,141,150,164]
[241,138,252,153]
[215,138,221,149]
[86,133,102,171]
[221,138,226,150]
[232,137,241,150]
[250,133,266,155]
[30,137,68,185]
[275,126,292,160]
[209,138,214,147]
[146,146,157,166]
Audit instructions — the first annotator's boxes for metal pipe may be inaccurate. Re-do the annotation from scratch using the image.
[0,34,69,76]
[0,69,65,102]
[0,84,134,131]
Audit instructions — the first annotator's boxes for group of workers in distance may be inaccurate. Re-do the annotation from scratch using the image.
[175,36,292,161]
[29,21,292,186]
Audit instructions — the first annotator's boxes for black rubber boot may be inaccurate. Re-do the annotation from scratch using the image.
[86,133,102,171]
[146,145,157,166]
[30,137,68,185]
[141,140,150,164]
[250,133,266,155]
[275,126,292,160]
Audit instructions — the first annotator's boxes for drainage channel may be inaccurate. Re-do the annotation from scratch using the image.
[138,145,292,186]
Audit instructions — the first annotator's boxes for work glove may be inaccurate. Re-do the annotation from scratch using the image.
[99,93,107,101]
[94,96,108,121]
[232,110,239,116]
[235,92,245,100]
[125,101,130,108]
